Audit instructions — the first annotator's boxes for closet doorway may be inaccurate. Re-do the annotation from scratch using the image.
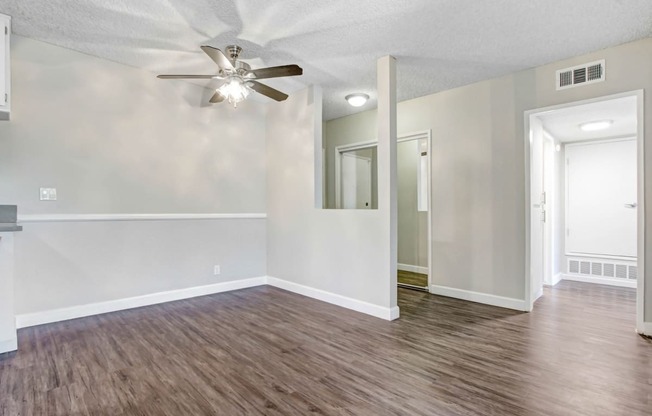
[397,132,431,291]
[334,131,432,291]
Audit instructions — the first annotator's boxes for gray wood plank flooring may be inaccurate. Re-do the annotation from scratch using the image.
[1,281,650,415]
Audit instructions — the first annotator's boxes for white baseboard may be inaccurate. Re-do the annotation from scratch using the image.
[397,263,428,275]
[429,284,527,311]
[267,276,399,321]
[16,276,267,328]
[552,273,562,286]
[0,337,17,354]
[561,273,637,288]
[543,274,562,287]
[638,322,652,337]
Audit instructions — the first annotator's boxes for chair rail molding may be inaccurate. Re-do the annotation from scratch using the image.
[17,213,267,223]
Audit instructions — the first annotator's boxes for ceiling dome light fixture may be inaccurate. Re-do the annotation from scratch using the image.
[579,120,613,132]
[345,93,369,107]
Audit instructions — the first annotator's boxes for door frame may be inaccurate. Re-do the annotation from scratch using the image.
[523,90,645,334]
[340,152,373,209]
[334,130,433,290]
[335,140,377,209]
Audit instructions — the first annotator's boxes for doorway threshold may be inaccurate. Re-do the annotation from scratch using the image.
[398,283,429,292]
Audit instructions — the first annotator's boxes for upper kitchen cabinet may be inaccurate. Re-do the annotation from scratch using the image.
[0,13,10,121]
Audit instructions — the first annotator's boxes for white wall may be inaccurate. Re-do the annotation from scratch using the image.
[324,37,652,319]
[266,85,397,319]
[0,36,268,315]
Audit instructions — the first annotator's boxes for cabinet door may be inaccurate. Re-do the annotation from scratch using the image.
[0,16,5,107]
[0,13,9,115]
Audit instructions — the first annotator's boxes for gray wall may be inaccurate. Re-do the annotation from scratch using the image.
[0,36,268,314]
[0,36,267,214]
[266,85,395,313]
[14,220,265,314]
[324,37,652,318]
[323,111,377,209]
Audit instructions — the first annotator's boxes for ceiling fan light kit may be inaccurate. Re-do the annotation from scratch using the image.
[345,93,369,107]
[157,45,303,107]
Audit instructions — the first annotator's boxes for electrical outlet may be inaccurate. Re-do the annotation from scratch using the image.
[39,188,57,201]
[213,265,221,275]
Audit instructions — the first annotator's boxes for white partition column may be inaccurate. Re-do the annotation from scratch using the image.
[377,55,398,311]
[0,233,17,353]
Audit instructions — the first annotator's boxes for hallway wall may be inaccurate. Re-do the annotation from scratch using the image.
[325,37,652,319]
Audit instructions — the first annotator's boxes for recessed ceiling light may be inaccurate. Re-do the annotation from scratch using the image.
[345,93,369,107]
[579,120,613,132]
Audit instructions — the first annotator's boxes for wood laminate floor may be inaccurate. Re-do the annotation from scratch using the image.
[1,281,650,415]
[397,270,428,287]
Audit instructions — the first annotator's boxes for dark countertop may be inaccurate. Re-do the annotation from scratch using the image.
[0,223,22,232]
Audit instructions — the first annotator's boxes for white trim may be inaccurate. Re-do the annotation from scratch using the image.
[551,273,562,286]
[635,90,646,335]
[397,263,428,275]
[16,276,267,328]
[638,322,652,337]
[565,252,636,262]
[0,337,17,354]
[561,273,637,289]
[429,285,527,311]
[17,213,267,223]
[267,276,399,321]
[389,306,400,320]
[532,287,543,306]
[524,90,645,327]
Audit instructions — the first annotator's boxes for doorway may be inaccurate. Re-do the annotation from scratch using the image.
[397,133,430,291]
[334,131,432,291]
[525,91,645,333]
[340,149,373,209]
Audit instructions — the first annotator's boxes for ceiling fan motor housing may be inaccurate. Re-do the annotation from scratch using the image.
[226,45,242,61]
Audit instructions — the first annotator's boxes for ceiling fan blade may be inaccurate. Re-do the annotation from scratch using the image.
[248,81,289,101]
[209,91,226,103]
[200,45,234,70]
[246,65,303,80]
[157,74,222,79]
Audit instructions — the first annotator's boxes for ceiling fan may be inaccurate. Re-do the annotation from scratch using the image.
[157,45,303,107]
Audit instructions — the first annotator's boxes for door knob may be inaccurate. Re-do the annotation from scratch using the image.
[624,203,637,209]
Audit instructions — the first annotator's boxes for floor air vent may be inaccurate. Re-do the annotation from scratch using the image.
[556,60,605,90]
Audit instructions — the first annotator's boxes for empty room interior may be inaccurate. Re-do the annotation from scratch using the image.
[0,1,651,415]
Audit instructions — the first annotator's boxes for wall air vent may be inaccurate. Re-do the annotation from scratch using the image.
[567,257,637,284]
[556,60,605,90]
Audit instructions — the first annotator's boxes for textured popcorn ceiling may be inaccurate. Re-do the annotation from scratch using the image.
[2,0,651,120]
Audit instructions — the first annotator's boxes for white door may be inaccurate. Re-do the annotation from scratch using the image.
[341,153,372,209]
[530,117,545,302]
[566,139,637,258]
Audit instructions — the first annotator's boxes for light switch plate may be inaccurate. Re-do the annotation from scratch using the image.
[40,188,57,201]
